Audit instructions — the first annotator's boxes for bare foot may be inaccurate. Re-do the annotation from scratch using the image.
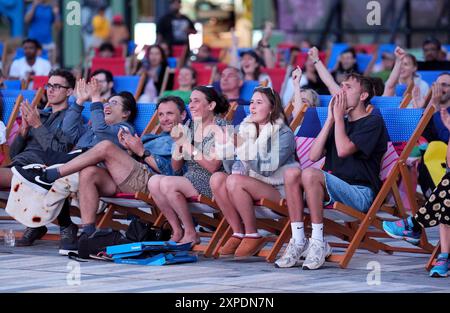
[170,231,183,242]
[179,232,201,246]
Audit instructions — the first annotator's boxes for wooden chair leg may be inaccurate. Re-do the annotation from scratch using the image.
[425,241,441,271]
[204,217,229,258]
[96,205,115,228]
[213,225,232,258]
[265,221,291,263]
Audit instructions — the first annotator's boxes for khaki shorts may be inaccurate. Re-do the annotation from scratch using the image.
[118,160,152,194]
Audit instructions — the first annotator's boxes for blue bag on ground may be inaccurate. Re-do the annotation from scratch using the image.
[106,241,197,266]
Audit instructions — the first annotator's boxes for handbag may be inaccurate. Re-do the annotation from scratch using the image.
[125,218,172,242]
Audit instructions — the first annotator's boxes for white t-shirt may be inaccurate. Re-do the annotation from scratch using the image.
[9,57,52,80]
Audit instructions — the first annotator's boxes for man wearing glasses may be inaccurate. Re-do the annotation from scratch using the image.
[90,69,116,100]
[0,69,75,191]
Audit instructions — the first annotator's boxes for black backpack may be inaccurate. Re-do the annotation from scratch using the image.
[125,218,172,242]
[77,229,131,259]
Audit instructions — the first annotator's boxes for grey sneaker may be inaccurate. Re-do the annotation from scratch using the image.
[302,238,332,270]
[274,238,309,268]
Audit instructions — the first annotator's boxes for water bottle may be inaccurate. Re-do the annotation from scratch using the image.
[4,229,15,247]
[231,161,248,175]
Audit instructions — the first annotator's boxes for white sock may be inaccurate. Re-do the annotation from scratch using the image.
[311,223,324,242]
[245,233,260,238]
[291,222,305,243]
[233,233,244,238]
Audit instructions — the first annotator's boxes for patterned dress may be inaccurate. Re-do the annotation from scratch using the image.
[184,118,227,198]
[415,172,450,227]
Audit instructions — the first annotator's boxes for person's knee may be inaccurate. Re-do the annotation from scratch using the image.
[95,140,116,156]
[284,167,302,185]
[160,177,175,194]
[147,175,162,194]
[79,166,100,183]
[210,172,227,192]
[301,168,323,187]
[226,174,244,193]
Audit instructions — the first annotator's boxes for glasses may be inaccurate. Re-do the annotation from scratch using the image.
[45,83,70,91]
[255,86,275,96]
[103,100,122,107]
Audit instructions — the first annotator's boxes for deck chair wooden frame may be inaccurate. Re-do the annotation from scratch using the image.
[217,105,437,266]
[1,88,44,166]
[322,105,437,268]
[399,80,414,108]
[425,241,441,271]
[134,73,147,100]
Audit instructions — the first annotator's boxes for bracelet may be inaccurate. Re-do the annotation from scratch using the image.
[313,59,320,64]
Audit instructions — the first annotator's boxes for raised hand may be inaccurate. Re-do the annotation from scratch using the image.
[75,78,90,105]
[88,78,103,103]
[394,46,406,61]
[19,101,30,137]
[412,85,424,108]
[21,100,41,128]
[327,95,335,123]
[333,91,346,120]
[292,66,302,86]
[308,47,320,63]
[262,21,273,42]
[431,82,443,109]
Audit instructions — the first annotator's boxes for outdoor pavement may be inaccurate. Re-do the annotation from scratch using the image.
[0,214,449,293]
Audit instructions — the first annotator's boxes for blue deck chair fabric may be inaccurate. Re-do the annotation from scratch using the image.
[417,71,444,85]
[134,103,157,136]
[356,53,372,72]
[327,43,350,70]
[319,95,333,106]
[0,96,16,124]
[240,80,259,103]
[3,80,21,89]
[0,89,36,103]
[167,57,177,69]
[371,96,402,108]
[232,104,250,126]
[376,43,396,64]
[378,108,423,142]
[395,84,407,97]
[113,76,140,94]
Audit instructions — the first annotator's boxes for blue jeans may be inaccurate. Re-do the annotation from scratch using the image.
[322,171,374,213]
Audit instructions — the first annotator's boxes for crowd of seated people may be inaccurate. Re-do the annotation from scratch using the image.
[2,27,450,278]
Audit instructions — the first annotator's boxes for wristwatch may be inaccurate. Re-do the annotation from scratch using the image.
[141,149,151,160]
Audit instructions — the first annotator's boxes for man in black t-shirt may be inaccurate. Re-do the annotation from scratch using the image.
[275,73,388,271]
[157,0,196,47]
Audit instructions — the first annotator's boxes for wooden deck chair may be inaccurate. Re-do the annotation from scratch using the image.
[319,106,437,268]
[180,195,292,258]
[399,80,415,108]
[425,241,441,271]
[224,105,437,265]
[112,73,147,100]
[159,67,173,95]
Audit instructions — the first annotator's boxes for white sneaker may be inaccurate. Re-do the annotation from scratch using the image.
[274,238,309,268]
[302,238,332,270]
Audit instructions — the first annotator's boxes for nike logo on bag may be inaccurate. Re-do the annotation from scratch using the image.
[35,176,52,186]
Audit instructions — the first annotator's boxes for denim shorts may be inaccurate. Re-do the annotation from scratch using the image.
[322,171,374,213]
